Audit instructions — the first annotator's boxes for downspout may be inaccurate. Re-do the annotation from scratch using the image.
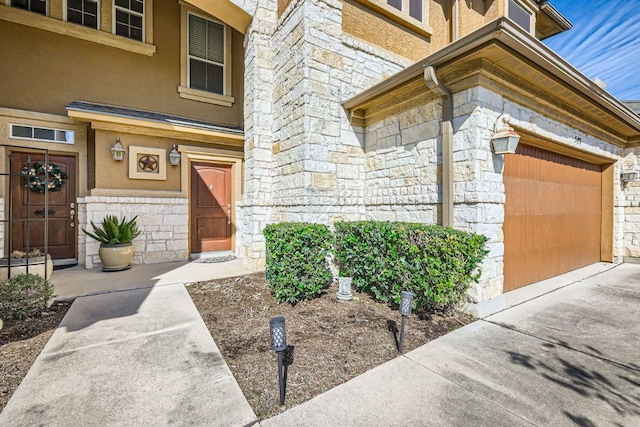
[424,66,454,228]
[451,0,459,42]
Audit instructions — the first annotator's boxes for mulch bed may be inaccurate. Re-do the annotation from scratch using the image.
[187,273,473,420]
[0,301,71,412]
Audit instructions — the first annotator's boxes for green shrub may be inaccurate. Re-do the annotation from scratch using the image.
[82,215,141,245]
[0,273,56,320]
[263,222,333,304]
[334,221,488,314]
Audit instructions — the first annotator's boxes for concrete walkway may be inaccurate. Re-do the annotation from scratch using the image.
[262,263,640,426]
[50,257,253,300]
[2,262,639,426]
[0,260,258,427]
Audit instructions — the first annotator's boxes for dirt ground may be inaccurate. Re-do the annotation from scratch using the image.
[0,301,71,412]
[188,273,473,420]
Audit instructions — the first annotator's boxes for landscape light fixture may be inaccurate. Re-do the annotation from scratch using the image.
[269,316,287,405]
[111,138,125,161]
[337,276,353,301]
[398,291,414,352]
[491,114,520,155]
[169,144,181,166]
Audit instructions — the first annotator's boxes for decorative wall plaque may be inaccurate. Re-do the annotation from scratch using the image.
[128,146,167,180]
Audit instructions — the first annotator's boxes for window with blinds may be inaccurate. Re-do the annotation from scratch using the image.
[188,13,225,95]
[356,0,431,35]
[386,0,424,21]
[508,0,532,33]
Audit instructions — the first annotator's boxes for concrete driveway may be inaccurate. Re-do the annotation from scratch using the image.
[263,263,640,426]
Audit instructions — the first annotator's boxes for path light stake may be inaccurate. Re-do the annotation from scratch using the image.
[337,276,353,301]
[398,291,414,352]
[269,316,287,405]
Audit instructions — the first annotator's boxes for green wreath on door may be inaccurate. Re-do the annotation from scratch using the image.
[21,162,68,193]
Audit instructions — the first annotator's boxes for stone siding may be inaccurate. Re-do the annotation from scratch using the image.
[78,196,189,269]
[0,198,4,258]
[356,84,625,303]
[241,0,409,264]
[238,0,631,304]
[365,100,442,223]
[621,148,640,261]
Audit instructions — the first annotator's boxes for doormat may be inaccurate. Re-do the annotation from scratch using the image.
[192,255,237,263]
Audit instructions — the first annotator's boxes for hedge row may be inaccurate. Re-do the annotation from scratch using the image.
[263,222,333,304]
[334,221,488,314]
[263,221,488,313]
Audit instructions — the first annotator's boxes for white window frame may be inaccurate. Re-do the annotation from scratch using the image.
[113,0,145,42]
[187,12,226,95]
[506,0,536,36]
[178,5,234,107]
[10,124,75,144]
[355,0,432,36]
[1,0,155,55]
[64,0,100,29]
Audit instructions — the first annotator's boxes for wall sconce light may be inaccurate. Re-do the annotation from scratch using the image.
[621,171,639,183]
[269,316,287,406]
[398,291,414,352]
[169,144,181,166]
[111,138,125,161]
[622,153,640,184]
[491,114,520,155]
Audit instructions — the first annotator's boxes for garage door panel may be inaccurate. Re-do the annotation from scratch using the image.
[503,144,602,291]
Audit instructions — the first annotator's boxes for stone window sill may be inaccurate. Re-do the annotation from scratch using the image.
[0,5,156,56]
[177,86,235,107]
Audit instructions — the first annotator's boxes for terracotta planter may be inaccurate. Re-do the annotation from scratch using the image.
[0,255,53,281]
[99,243,134,272]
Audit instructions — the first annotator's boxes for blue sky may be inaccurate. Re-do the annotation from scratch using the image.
[543,0,640,100]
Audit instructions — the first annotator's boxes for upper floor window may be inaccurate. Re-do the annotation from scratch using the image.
[11,0,47,15]
[188,13,225,95]
[114,0,144,41]
[357,0,431,35]
[178,6,234,107]
[508,0,533,33]
[387,0,423,22]
[67,0,99,29]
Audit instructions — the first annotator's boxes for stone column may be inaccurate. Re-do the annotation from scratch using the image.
[240,1,277,269]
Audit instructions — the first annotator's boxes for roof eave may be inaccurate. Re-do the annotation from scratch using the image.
[343,18,640,137]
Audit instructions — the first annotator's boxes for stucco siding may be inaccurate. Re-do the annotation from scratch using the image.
[0,2,245,128]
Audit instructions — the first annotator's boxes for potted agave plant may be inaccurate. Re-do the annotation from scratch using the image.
[82,215,141,272]
[0,248,54,281]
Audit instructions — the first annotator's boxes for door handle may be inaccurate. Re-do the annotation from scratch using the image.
[227,204,231,225]
[34,208,55,216]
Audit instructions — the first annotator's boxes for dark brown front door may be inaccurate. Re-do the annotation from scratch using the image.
[11,152,77,261]
[190,163,232,253]
[503,144,602,291]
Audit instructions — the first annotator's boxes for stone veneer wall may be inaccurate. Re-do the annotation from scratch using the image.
[0,198,4,258]
[240,0,411,267]
[364,100,442,223]
[78,196,189,268]
[620,148,640,261]
[236,0,630,302]
[369,85,625,302]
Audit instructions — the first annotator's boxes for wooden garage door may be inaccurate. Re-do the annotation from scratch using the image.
[503,144,602,291]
